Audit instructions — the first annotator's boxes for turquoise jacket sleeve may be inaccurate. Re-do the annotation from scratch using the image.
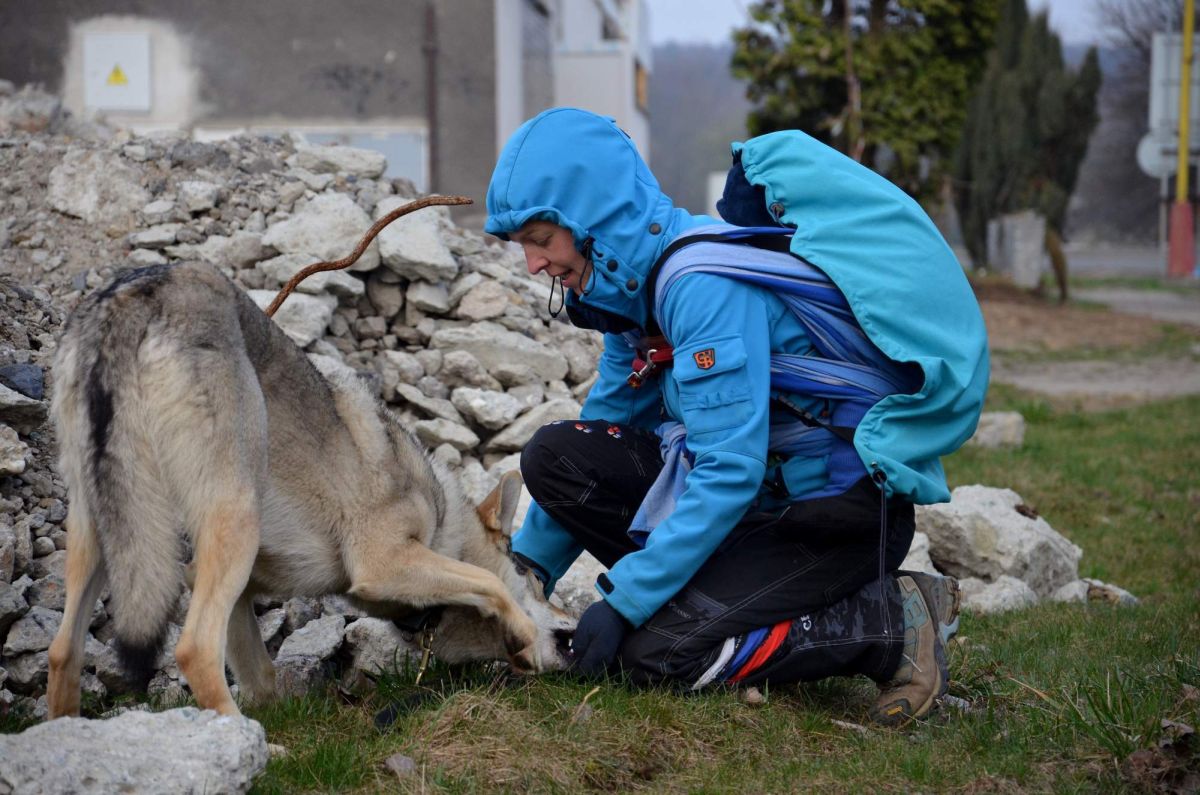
[511,333,659,590]
[601,274,772,627]
[510,502,582,594]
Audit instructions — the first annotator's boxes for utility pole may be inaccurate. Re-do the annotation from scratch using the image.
[1168,0,1196,278]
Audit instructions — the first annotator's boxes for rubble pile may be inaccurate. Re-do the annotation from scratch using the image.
[0,83,600,717]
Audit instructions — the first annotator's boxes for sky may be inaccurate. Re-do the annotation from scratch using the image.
[647,0,1108,48]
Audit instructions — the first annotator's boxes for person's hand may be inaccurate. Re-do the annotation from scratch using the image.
[570,599,629,677]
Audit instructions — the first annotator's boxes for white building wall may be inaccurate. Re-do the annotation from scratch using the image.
[495,0,526,156]
[552,0,650,163]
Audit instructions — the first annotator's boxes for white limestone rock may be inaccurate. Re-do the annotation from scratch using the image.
[128,223,181,249]
[394,383,463,423]
[343,617,418,679]
[46,148,149,230]
[289,143,387,178]
[0,423,29,475]
[177,180,221,213]
[258,253,365,299]
[431,321,569,383]
[168,231,265,269]
[375,197,459,282]
[959,575,1039,614]
[275,614,345,662]
[414,419,480,452]
[407,281,450,314]
[552,552,606,618]
[898,531,940,576]
[0,580,29,635]
[455,280,516,321]
[247,289,336,348]
[262,192,379,272]
[366,273,405,319]
[485,400,581,452]
[967,411,1026,449]
[0,707,268,794]
[917,486,1081,597]
[2,605,61,656]
[451,387,523,430]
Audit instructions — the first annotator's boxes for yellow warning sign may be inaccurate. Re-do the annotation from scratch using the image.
[106,64,129,87]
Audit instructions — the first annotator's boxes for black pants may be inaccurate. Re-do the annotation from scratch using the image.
[522,419,913,688]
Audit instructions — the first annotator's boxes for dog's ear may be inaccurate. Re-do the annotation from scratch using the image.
[477,470,524,537]
[496,470,523,536]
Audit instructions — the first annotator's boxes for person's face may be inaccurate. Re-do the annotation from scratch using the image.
[510,221,591,294]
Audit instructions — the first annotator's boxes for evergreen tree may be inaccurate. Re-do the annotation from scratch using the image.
[954,0,1102,299]
[731,0,999,200]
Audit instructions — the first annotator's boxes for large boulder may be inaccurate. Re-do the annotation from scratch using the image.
[0,707,268,794]
[917,486,1082,597]
[262,193,379,272]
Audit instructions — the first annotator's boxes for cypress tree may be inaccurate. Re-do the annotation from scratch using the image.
[954,0,1101,299]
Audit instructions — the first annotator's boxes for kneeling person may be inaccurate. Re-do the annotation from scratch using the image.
[485,108,987,725]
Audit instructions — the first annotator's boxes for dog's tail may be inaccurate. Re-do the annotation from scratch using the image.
[53,266,187,687]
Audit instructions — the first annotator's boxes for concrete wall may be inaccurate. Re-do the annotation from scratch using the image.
[0,0,512,221]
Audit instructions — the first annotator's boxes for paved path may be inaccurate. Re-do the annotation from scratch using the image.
[1074,287,1200,328]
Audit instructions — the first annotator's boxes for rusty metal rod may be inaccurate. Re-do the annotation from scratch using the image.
[264,194,473,317]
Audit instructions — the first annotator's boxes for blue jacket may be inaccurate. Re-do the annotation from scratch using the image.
[485,109,988,628]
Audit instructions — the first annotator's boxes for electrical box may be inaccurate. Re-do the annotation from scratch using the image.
[83,32,152,112]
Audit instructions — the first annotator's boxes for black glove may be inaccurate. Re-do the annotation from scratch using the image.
[570,598,630,678]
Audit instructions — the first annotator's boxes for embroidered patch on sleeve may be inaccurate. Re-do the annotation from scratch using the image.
[693,348,716,369]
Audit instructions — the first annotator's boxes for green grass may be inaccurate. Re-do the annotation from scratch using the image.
[236,389,1200,792]
[5,391,1198,792]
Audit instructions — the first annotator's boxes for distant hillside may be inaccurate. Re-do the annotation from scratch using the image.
[648,43,750,215]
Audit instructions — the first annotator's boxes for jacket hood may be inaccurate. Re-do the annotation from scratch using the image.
[486,107,708,328]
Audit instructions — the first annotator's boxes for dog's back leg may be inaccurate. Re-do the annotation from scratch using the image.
[174,493,260,716]
[46,509,107,718]
[154,347,268,717]
[225,589,276,705]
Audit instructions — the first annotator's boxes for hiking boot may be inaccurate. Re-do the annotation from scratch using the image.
[869,572,961,726]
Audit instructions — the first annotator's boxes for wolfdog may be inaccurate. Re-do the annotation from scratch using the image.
[45,261,574,718]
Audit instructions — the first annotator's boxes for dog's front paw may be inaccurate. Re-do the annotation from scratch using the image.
[507,643,540,674]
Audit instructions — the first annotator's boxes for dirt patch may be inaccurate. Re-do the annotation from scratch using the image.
[977,284,1196,355]
[976,282,1200,407]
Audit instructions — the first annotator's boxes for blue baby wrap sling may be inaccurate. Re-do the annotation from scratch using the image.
[631,224,923,520]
